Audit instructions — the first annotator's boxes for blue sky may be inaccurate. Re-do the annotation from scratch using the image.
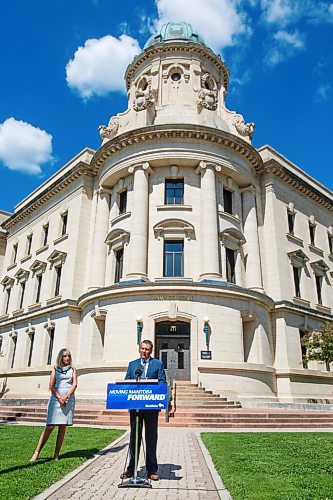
[0,0,332,213]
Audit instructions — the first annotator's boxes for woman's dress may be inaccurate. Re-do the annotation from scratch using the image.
[46,366,75,425]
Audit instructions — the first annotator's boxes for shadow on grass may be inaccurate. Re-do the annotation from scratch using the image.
[1,440,128,477]
[0,448,100,475]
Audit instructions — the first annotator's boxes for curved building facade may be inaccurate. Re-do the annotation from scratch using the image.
[0,23,332,404]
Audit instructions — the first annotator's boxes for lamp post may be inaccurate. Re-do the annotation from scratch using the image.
[136,316,143,345]
[203,317,210,349]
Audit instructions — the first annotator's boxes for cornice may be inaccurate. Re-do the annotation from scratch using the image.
[2,161,94,231]
[91,124,263,177]
[125,41,229,92]
[264,159,333,212]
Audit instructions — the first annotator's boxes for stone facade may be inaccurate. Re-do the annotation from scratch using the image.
[0,23,332,404]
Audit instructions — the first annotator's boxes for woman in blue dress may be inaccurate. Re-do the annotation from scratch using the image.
[30,348,77,462]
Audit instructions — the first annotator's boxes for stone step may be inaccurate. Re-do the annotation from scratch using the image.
[2,405,333,428]
[176,403,241,408]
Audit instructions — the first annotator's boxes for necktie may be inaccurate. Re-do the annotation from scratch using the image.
[141,360,148,379]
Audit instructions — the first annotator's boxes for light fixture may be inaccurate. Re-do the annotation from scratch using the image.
[203,317,210,348]
[136,316,143,345]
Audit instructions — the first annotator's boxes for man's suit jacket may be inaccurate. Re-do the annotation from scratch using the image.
[125,357,166,383]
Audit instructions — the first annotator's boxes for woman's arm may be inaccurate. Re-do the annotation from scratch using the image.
[49,368,65,404]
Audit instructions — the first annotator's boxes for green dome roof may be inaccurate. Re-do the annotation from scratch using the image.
[144,22,207,50]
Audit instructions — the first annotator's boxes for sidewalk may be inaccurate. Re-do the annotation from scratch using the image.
[35,428,228,500]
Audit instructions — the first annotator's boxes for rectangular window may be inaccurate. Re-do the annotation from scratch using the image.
[36,274,43,303]
[309,224,315,245]
[299,330,308,369]
[161,351,168,369]
[328,234,333,254]
[11,336,17,369]
[28,333,34,367]
[114,248,124,283]
[118,190,127,214]
[54,266,62,296]
[5,288,11,314]
[43,224,49,246]
[223,188,233,214]
[12,243,18,264]
[19,282,26,309]
[226,248,236,283]
[164,240,184,277]
[287,211,295,235]
[315,275,322,305]
[26,235,33,255]
[165,179,184,205]
[178,351,184,370]
[61,212,68,236]
[47,328,55,365]
[293,266,301,297]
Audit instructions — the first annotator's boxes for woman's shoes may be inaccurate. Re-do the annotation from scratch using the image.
[29,451,39,462]
[53,454,59,461]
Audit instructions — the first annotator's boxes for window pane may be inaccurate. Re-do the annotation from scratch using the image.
[164,241,184,277]
[174,252,183,276]
[161,351,168,369]
[164,253,173,277]
[178,351,184,369]
[165,179,184,204]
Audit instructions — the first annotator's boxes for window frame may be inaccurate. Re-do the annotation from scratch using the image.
[165,179,184,205]
[114,247,124,283]
[226,247,236,284]
[163,239,184,277]
[118,190,128,215]
[223,187,233,215]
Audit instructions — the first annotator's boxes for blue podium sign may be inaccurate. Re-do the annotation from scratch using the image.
[106,382,168,410]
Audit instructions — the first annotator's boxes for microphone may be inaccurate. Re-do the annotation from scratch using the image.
[135,366,143,381]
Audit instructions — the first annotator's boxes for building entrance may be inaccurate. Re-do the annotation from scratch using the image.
[155,321,190,381]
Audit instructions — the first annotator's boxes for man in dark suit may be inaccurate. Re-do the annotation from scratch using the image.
[120,339,166,481]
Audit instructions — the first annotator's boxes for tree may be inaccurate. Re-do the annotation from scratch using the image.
[301,322,333,371]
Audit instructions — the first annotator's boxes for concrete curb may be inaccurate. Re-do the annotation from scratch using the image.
[33,430,129,500]
[196,430,232,500]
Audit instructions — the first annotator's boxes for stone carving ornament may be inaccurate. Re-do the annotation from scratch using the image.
[197,73,218,110]
[98,116,120,140]
[133,88,155,111]
[233,113,255,139]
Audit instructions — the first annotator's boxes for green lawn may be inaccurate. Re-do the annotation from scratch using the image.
[201,432,333,500]
[0,425,124,500]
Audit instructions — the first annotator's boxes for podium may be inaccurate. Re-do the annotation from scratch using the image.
[106,379,168,487]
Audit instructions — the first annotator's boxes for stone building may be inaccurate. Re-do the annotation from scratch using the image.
[0,23,332,404]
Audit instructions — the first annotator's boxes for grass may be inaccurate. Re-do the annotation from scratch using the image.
[0,425,125,500]
[201,432,333,500]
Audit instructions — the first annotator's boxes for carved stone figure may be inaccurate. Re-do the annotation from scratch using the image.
[98,116,120,140]
[197,89,218,110]
[133,89,155,111]
[233,113,255,139]
[197,73,218,110]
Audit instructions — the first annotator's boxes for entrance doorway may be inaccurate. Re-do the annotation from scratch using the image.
[155,321,190,381]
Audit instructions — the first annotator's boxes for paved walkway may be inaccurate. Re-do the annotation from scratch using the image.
[36,428,228,500]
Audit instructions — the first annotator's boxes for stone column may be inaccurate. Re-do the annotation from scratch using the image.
[126,162,152,280]
[197,161,221,280]
[89,188,111,289]
[241,185,263,291]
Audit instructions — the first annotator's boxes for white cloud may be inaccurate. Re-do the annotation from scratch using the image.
[265,29,305,66]
[260,0,294,25]
[273,30,304,49]
[259,0,333,26]
[0,118,53,175]
[315,83,332,102]
[153,0,250,51]
[66,34,141,99]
